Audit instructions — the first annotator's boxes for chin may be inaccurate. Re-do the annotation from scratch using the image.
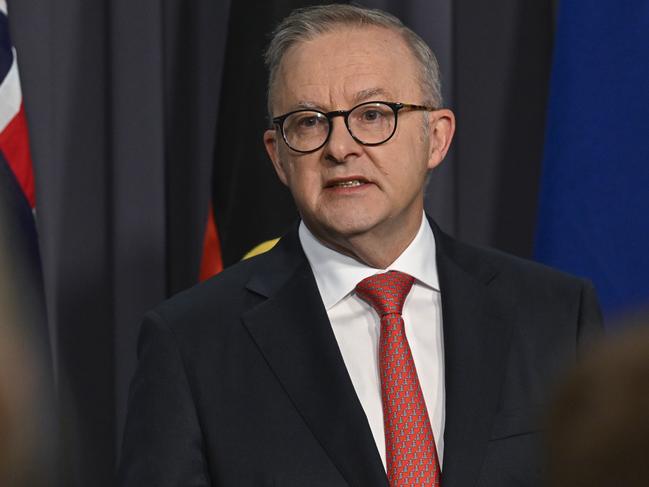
[321,212,383,239]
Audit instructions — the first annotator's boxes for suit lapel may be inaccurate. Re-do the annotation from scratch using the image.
[242,221,514,487]
[242,231,388,487]
[432,223,515,487]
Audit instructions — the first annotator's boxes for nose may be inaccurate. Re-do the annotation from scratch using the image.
[323,116,362,163]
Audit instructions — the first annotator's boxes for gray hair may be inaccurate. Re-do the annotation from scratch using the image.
[264,4,442,119]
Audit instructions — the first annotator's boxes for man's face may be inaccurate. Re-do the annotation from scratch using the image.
[264,26,454,261]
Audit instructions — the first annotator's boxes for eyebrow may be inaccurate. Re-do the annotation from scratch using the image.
[352,88,392,104]
[293,100,321,110]
[290,88,393,112]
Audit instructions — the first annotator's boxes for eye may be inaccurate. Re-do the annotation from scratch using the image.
[292,112,326,130]
[354,104,392,124]
[299,115,318,127]
[361,109,383,122]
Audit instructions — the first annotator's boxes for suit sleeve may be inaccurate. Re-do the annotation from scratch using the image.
[118,312,211,487]
[576,279,604,355]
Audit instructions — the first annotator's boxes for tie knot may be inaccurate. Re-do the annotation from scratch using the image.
[355,271,415,317]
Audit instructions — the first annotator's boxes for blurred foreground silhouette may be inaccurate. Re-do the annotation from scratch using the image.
[546,320,649,486]
[0,209,56,485]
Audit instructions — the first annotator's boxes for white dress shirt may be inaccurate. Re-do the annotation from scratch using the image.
[298,214,445,469]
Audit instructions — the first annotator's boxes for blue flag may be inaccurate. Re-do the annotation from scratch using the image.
[535,2,649,320]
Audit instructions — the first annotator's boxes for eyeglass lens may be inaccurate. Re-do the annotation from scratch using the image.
[282,102,396,152]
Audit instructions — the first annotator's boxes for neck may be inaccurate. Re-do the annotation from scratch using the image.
[307,211,424,269]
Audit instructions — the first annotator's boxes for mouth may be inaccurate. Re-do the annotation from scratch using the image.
[325,177,372,189]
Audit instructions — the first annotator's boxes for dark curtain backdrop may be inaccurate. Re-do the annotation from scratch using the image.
[8,0,554,484]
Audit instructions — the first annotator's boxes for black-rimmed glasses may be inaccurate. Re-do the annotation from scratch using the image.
[272,101,437,153]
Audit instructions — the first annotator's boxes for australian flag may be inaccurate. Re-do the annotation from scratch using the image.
[0,0,35,209]
[0,0,50,360]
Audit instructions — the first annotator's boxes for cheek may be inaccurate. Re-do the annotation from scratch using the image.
[284,161,322,203]
[369,145,428,192]
[401,140,432,182]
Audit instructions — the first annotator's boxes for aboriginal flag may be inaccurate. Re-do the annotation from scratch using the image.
[166,1,349,288]
[211,0,347,267]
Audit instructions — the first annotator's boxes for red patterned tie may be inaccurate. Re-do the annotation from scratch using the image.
[356,271,441,486]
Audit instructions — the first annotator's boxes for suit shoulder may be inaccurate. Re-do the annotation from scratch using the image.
[438,234,598,318]
[448,236,590,289]
[147,251,275,336]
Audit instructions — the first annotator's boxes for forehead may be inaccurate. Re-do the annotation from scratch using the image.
[274,26,422,112]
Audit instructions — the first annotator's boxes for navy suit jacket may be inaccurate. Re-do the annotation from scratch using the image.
[119,218,602,486]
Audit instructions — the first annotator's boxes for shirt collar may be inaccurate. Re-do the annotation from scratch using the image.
[298,213,439,310]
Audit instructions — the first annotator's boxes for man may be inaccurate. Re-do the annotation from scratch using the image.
[119,5,602,486]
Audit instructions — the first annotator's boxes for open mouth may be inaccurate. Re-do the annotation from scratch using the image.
[325,177,371,189]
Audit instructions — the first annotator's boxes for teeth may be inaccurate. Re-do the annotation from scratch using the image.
[334,180,363,188]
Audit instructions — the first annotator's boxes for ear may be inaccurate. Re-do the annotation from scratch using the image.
[264,128,289,186]
[426,108,456,170]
